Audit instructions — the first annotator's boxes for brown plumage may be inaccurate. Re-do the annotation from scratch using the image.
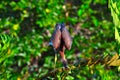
[50,23,72,68]
[50,24,61,50]
[61,23,72,50]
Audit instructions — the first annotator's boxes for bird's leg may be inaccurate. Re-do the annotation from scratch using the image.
[59,50,68,69]
[59,44,69,69]
[54,48,57,70]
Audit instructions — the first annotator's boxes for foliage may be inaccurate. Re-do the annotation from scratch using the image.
[0,34,12,79]
[109,0,120,53]
[0,0,119,80]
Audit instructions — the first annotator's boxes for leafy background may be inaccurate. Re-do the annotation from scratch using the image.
[0,0,120,80]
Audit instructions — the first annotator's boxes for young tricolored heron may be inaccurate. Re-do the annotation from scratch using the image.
[49,23,72,69]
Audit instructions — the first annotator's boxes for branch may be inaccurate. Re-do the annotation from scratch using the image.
[36,53,120,80]
[36,65,79,80]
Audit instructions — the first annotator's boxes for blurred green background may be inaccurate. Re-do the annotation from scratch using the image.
[0,0,119,80]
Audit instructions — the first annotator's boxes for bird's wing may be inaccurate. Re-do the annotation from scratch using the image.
[61,26,72,50]
[50,24,61,50]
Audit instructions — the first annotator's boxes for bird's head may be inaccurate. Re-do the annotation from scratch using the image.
[60,23,65,31]
[55,23,61,30]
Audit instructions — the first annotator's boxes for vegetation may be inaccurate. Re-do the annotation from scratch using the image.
[0,0,120,80]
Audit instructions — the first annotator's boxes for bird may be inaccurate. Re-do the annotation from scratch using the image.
[49,23,72,69]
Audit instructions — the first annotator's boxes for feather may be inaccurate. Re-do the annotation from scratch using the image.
[61,23,72,50]
[50,23,61,50]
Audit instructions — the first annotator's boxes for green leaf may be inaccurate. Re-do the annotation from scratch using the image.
[109,0,120,43]
[78,9,83,16]
[115,27,120,43]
